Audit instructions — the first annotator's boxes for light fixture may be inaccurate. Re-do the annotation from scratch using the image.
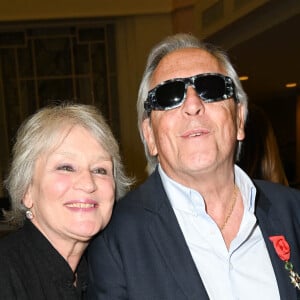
[285,82,297,88]
[239,76,249,81]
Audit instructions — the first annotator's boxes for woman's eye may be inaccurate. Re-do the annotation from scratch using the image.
[93,168,108,175]
[57,165,74,172]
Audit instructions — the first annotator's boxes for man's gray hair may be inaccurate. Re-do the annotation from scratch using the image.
[137,33,248,173]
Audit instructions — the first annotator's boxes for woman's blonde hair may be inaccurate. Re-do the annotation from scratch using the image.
[4,102,133,227]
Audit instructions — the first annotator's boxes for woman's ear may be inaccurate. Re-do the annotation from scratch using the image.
[23,184,33,209]
[142,118,158,156]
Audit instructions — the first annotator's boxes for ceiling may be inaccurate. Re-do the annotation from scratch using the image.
[205,1,300,104]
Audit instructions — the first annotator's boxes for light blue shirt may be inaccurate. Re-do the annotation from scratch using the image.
[158,164,280,300]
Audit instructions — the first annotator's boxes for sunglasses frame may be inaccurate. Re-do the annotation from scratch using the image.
[144,73,238,114]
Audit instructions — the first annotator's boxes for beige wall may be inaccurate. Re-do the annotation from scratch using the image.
[0,0,172,21]
[115,15,173,183]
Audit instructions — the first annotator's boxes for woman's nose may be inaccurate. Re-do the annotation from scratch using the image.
[74,170,97,193]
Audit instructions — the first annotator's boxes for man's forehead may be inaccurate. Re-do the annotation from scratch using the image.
[150,48,223,87]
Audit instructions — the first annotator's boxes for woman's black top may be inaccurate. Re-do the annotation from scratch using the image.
[0,220,88,299]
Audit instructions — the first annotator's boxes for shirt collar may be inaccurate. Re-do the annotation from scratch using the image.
[158,164,257,214]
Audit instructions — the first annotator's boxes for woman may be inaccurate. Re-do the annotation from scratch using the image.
[0,102,132,299]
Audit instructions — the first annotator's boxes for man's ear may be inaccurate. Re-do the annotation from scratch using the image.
[142,118,158,156]
[237,103,246,141]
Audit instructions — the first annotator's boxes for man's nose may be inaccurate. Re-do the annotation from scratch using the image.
[182,85,205,116]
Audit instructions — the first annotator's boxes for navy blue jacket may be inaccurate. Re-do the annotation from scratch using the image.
[87,169,300,299]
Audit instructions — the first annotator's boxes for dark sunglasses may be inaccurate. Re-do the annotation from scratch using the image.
[144,73,238,114]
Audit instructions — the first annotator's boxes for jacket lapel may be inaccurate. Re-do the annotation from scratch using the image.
[142,172,300,299]
[255,183,300,300]
[143,170,210,299]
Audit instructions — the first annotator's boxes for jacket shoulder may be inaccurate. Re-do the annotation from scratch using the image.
[254,180,300,198]
[254,179,300,211]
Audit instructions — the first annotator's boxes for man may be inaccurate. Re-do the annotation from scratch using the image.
[88,33,300,299]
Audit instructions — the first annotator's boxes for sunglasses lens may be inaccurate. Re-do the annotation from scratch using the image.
[156,81,185,108]
[194,75,226,100]
[146,73,235,113]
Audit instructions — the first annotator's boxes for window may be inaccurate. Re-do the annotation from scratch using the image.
[0,21,118,196]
